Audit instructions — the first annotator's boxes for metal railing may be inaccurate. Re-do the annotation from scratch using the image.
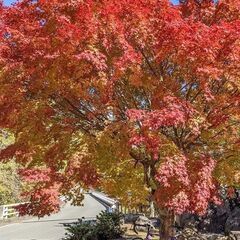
[90,191,151,216]
[90,191,118,212]
[118,204,149,215]
[0,203,25,220]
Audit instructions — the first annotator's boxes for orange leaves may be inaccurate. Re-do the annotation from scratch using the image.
[64,152,99,187]
[17,185,61,217]
[215,0,240,22]
[0,0,240,217]
[19,168,52,183]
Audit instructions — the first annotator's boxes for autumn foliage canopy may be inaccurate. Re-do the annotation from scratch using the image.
[0,0,240,217]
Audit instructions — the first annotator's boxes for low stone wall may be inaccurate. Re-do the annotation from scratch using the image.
[179,203,240,234]
[176,227,240,240]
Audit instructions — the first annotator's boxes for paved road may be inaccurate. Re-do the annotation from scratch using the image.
[0,193,106,240]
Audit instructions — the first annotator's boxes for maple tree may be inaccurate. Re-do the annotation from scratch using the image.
[0,0,240,238]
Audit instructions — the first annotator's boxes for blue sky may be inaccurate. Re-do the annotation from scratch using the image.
[4,0,180,6]
[3,0,15,5]
[4,0,16,5]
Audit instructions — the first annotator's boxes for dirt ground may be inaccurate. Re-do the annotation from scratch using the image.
[122,223,159,240]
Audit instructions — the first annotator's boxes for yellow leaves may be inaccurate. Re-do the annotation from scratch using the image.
[0,160,23,204]
[100,159,148,207]
[0,130,15,149]
[188,115,206,134]
[96,123,129,155]
[234,172,240,186]
[158,133,180,157]
[90,127,149,207]
[215,153,240,187]
[69,131,89,151]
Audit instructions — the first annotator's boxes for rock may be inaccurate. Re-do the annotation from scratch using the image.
[202,234,220,240]
[135,215,152,226]
[179,201,240,234]
[208,203,230,233]
[177,230,232,240]
[149,217,161,228]
[176,227,207,240]
[179,213,199,228]
[134,215,154,232]
[123,213,144,223]
[230,231,240,240]
[225,208,240,233]
[214,236,230,240]
[202,234,229,240]
[197,202,231,233]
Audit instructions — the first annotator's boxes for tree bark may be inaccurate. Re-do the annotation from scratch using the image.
[138,158,176,239]
[159,208,175,240]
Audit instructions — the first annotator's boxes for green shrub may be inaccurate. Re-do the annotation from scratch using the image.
[64,211,124,240]
[64,219,97,240]
[95,211,124,240]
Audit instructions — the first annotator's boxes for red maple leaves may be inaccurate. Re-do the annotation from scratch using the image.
[0,0,240,217]
[155,154,219,215]
[127,96,195,130]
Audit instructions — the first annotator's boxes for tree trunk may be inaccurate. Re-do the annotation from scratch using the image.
[140,161,176,239]
[159,208,175,240]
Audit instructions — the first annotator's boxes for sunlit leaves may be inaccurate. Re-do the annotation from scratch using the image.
[0,0,239,216]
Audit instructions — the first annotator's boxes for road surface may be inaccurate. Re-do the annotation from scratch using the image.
[0,193,106,240]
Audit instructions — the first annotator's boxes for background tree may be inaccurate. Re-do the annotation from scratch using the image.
[0,160,23,205]
[0,130,23,205]
[0,0,240,239]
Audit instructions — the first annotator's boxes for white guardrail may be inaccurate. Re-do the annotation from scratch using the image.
[90,191,118,212]
[0,192,117,220]
[0,203,25,220]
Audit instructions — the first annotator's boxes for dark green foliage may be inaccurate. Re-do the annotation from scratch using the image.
[64,211,124,240]
[64,219,97,240]
[95,211,124,240]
